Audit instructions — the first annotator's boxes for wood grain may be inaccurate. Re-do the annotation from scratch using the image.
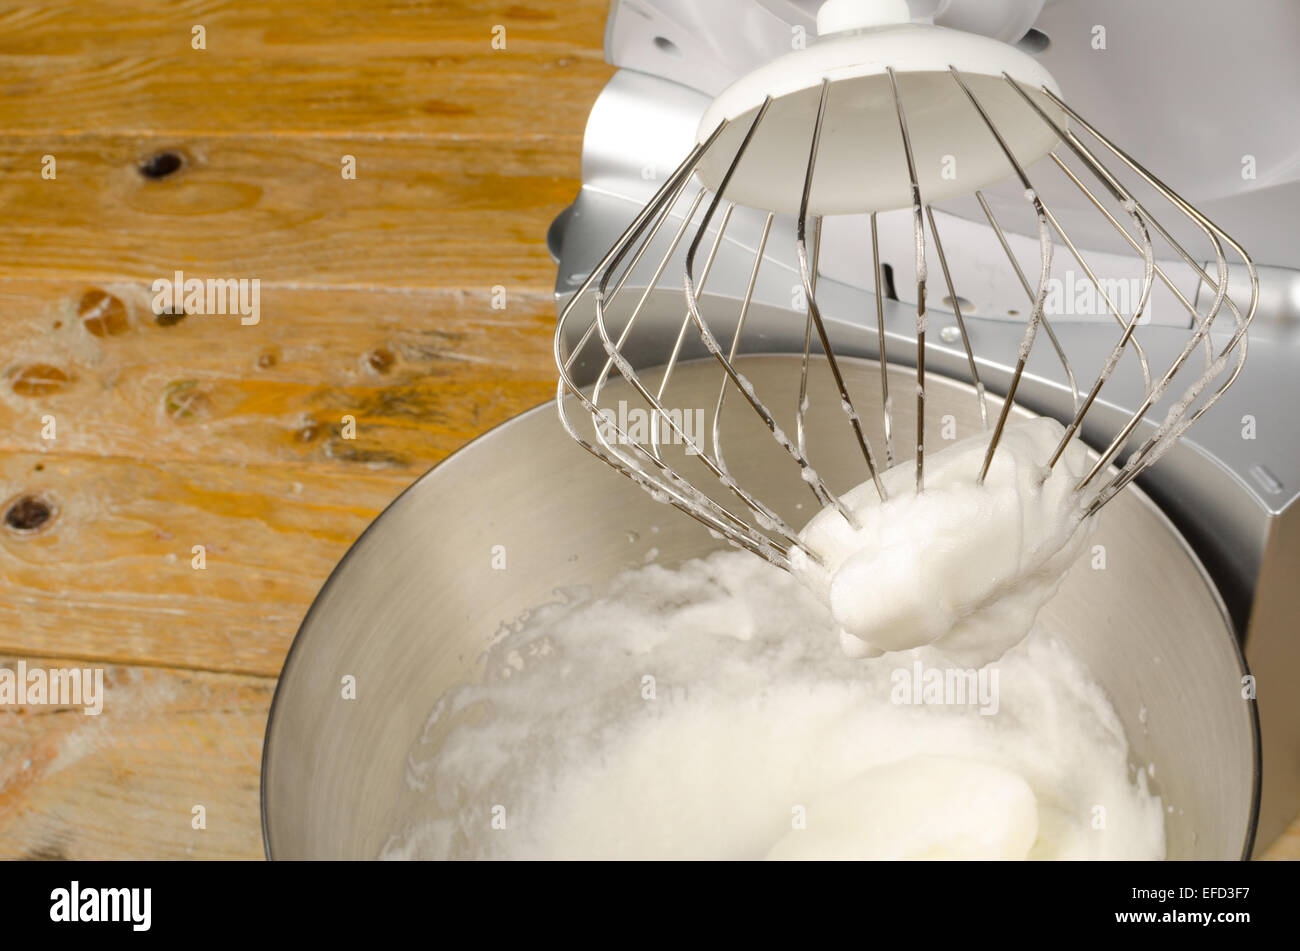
[0,135,580,288]
[0,449,417,676]
[0,280,558,472]
[0,655,269,860]
[0,0,608,137]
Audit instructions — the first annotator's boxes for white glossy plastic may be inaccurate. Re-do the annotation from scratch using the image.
[694,22,1065,215]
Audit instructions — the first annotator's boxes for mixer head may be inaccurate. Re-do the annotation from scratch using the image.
[554,0,1257,572]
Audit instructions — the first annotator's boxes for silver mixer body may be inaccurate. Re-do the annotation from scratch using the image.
[550,0,1300,852]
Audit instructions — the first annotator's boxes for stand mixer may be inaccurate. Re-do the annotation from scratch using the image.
[549,0,1300,852]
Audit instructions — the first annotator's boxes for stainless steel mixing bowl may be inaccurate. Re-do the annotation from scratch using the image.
[261,355,1260,859]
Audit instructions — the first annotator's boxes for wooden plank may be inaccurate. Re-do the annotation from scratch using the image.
[0,654,269,859]
[0,450,416,676]
[0,280,559,472]
[0,0,609,137]
[1265,822,1300,859]
[0,134,582,288]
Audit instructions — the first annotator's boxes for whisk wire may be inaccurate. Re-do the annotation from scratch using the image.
[925,205,989,431]
[797,78,887,508]
[885,67,929,493]
[869,211,899,458]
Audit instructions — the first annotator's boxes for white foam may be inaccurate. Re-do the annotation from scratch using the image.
[792,417,1091,666]
[383,548,1164,860]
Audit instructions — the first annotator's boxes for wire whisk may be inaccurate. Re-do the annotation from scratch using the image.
[554,36,1256,574]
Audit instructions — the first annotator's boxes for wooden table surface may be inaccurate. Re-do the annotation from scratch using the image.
[0,0,1293,860]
